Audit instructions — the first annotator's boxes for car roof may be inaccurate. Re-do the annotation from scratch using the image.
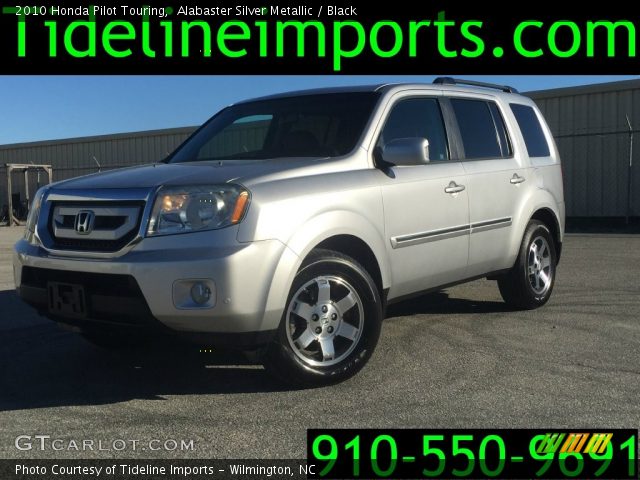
[235,84,386,103]
[236,82,526,104]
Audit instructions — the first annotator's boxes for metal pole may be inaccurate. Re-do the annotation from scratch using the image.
[7,166,14,226]
[24,168,30,211]
[625,115,633,225]
[32,160,41,188]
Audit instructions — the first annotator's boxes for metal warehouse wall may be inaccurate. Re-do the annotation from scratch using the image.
[528,79,640,218]
[0,127,196,209]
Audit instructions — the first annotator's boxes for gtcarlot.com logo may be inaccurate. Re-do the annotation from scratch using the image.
[15,435,195,452]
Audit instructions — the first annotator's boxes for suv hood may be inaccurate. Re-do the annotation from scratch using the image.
[52,158,335,190]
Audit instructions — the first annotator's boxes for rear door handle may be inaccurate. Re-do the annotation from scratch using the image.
[510,173,526,184]
[444,181,466,194]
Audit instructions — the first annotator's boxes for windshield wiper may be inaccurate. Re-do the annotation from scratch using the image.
[194,152,270,161]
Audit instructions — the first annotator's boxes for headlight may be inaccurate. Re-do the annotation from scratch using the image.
[146,185,250,237]
[25,187,46,237]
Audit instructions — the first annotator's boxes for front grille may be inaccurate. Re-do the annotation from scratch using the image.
[47,201,144,252]
[57,214,127,230]
[46,236,139,252]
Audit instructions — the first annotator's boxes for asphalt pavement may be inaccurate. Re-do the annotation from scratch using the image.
[0,226,638,459]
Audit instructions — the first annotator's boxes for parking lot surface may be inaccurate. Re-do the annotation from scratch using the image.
[0,227,638,458]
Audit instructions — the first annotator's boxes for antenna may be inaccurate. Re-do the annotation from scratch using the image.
[92,155,101,172]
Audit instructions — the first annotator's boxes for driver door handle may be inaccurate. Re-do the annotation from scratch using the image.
[510,173,526,184]
[444,181,466,194]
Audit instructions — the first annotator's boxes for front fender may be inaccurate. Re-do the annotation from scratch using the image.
[258,210,391,332]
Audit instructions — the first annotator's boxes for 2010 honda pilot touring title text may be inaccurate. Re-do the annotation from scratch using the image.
[14,78,564,385]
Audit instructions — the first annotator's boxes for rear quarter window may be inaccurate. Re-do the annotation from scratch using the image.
[510,104,551,157]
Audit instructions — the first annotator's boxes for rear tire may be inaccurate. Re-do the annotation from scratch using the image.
[263,249,382,387]
[498,220,557,310]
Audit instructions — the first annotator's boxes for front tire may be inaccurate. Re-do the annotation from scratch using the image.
[263,249,382,386]
[498,220,557,310]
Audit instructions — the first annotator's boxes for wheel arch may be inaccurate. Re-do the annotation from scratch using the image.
[529,207,563,263]
[510,183,564,268]
[259,211,391,332]
[313,235,385,299]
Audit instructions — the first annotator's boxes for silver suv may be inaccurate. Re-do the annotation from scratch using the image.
[13,78,564,385]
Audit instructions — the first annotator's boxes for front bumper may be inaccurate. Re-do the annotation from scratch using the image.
[13,227,297,344]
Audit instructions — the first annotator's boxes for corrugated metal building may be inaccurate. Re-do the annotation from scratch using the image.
[528,79,639,218]
[0,127,195,216]
[1,79,639,219]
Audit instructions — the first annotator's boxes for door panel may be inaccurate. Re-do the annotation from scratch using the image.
[462,158,528,276]
[446,96,528,277]
[382,162,469,299]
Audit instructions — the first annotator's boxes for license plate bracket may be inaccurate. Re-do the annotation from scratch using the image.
[47,282,87,319]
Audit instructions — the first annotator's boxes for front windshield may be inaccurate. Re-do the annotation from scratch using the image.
[169,92,380,162]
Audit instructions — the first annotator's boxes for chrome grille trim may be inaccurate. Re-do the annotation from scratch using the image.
[36,187,158,259]
[52,205,140,240]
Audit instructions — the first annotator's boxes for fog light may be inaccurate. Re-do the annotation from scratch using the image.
[173,279,216,309]
[191,282,211,305]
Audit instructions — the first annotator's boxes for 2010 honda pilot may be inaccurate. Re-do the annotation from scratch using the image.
[14,78,564,385]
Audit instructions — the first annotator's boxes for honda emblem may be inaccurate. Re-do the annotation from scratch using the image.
[74,210,95,235]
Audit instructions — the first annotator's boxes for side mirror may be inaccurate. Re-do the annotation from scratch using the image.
[381,138,430,166]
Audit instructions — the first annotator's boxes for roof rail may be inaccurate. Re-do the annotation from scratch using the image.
[433,77,519,94]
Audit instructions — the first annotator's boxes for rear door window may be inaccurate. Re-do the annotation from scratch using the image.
[450,99,512,159]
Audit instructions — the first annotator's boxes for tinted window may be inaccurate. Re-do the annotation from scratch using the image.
[451,99,510,159]
[379,98,449,161]
[169,92,379,162]
[198,115,272,159]
[488,103,512,157]
[510,104,551,157]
